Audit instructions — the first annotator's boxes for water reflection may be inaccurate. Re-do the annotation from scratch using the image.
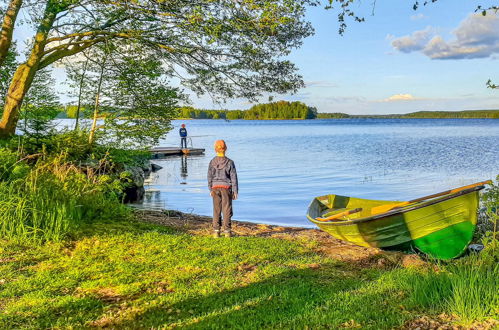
[180,155,188,182]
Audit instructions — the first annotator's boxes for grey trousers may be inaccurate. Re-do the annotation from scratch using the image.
[212,188,233,231]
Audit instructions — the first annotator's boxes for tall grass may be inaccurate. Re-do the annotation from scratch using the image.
[396,250,499,324]
[0,152,129,243]
[448,256,499,323]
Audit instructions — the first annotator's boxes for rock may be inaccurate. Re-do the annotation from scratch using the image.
[468,243,484,253]
[123,165,146,203]
[151,163,163,172]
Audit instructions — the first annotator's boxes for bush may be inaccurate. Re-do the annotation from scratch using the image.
[0,149,130,242]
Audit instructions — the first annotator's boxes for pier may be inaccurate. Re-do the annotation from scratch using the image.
[150,147,205,157]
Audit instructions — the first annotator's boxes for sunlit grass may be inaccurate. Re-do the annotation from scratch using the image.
[1,218,497,328]
[0,220,406,329]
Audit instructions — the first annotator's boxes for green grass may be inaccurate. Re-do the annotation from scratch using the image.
[391,254,499,325]
[1,218,497,329]
[0,149,130,243]
[0,219,405,329]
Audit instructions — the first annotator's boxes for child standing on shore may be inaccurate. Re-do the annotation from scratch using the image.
[207,140,238,238]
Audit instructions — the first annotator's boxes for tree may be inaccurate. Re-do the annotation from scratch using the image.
[0,0,333,138]
[0,44,17,105]
[64,57,89,130]
[65,41,183,147]
[20,68,60,143]
[0,0,22,67]
[99,47,183,147]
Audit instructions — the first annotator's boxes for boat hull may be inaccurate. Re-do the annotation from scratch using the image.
[307,190,480,260]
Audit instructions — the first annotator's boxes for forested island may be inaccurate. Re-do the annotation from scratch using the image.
[178,101,318,120]
[174,104,499,120]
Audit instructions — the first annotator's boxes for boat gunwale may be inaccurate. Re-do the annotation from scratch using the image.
[307,185,485,227]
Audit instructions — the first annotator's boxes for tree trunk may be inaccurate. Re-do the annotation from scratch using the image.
[88,60,106,145]
[0,0,22,67]
[0,2,57,138]
[74,59,89,130]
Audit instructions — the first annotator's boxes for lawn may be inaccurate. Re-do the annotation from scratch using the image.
[0,218,497,329]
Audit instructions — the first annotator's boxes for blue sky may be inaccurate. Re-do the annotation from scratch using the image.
[13,1,499,114]
[195,1,499,114]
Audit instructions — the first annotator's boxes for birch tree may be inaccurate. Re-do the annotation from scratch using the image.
[0,0,324,138]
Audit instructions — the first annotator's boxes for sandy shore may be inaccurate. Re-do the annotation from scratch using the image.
[135,209,426,268]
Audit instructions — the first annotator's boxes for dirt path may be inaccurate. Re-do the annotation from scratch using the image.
[135,209,423,267]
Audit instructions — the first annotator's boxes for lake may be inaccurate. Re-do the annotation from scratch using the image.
[136,119,498,227]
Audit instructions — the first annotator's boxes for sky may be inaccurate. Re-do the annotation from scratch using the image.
[12,0,499,115]
[194,0,499,114]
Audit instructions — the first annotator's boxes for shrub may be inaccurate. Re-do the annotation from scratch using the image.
[0,152,130,242]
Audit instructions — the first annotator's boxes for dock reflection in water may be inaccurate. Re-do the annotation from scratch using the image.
[138,154,207,213]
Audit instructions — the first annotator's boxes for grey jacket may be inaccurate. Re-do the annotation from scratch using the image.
[207,156,238,194]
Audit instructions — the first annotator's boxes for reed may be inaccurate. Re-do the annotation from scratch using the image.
[447,256,499,323]
[398,251,499,324]
[0,152,128,243]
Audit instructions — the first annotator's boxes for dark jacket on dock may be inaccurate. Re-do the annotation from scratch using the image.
[207,156,238,194]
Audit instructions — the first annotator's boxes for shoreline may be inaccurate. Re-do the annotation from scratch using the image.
[135,209,426,267]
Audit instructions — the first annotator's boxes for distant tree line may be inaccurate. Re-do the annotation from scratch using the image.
[178,101,318,120]
[60,106,499,120]
[317,110,499,119]
[316,112,350,119]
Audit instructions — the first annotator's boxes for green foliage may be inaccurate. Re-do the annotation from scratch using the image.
[64,105,90,119]
[0,148,21,181]
[179,101,318,120]
[0,151,130,242]
[317,112,351,119]
[481,176,499,249]
[19,68,60,144]
[65,43,183,147]
[178,108,499,120]
[397,110,499,119]
[101,50,183,147]
[391,251,498,324]
[0,44,18,108]
[0,130,152,243]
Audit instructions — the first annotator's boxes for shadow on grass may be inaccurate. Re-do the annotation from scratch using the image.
[113,262,406,329]
[1,220,410,329]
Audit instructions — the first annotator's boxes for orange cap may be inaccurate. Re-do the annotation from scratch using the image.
[214,140,227,153]
[181,124,186,128]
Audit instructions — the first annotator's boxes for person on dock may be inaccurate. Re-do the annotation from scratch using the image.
[179,124,188,149]
[208,140,238,238]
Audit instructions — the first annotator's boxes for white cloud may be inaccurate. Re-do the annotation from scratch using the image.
[381,94,417,102]
[305,80,338,88]
[392,11,499,60]
[391,27,434,53]
[410,13,428,21]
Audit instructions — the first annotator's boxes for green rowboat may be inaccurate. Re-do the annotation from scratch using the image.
[307,182,489,260]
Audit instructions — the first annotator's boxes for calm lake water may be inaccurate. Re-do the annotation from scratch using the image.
[137,119,499,227]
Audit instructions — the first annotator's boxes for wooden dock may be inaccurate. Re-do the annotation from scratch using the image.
[150,147,205,157]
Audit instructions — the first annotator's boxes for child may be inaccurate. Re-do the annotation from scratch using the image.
[207,140,238,237]
[179,124,188,148]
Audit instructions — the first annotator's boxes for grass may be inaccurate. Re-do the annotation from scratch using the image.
[1,218,497,329]
[386,255,499,325]
[0,219,403,329]
[0,149,129,243]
